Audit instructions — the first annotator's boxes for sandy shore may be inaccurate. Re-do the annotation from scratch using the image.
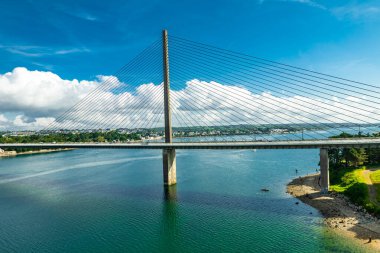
[0,148,74,157]
[287,174,380,251]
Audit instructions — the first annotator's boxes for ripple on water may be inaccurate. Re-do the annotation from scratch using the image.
[0,149,374,252]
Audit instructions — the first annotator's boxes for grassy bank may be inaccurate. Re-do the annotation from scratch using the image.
[330,166,380,216]
[370,170,380,203]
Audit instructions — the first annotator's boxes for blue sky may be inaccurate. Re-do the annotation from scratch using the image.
[1,0,380,130]
[1,0,380,83]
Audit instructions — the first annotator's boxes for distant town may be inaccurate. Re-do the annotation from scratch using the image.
[0,123,376,144]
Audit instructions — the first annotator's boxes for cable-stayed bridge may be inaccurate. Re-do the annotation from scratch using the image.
[1,30,380,192]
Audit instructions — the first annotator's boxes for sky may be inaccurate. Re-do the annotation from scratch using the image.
[1,0,380,130]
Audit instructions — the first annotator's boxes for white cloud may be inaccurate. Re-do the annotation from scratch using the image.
[282,0,326,10]
[68,11,98,21]
[259,1,380,21]
[0,67,379,131]
[0,67,97,113]
[170,79,379,128]
[0,45,90,57]
[0,114,7,122]
[259,0,326,10]
[332,5,380,20]
[55,5,99,22]
[0,114,9,130]
[0,67,122,129]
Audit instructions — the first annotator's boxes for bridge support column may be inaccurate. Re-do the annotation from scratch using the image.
[163,148,176,186]
[162,30,176,186]
[320,148,329,194]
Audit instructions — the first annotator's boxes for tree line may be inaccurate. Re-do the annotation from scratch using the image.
[0,131,143,144]
[328,132,380,168]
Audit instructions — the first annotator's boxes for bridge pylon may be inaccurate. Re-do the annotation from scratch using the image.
[319,148,329,193]
[162,29,176,186]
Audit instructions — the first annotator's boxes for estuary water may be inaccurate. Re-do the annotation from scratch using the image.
[0,148,372,252]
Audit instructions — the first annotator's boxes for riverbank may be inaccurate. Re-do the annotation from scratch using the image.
[0,148,74,157]
[287,174,380,251]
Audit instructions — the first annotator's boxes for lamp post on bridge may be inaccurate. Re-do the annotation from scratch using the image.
[162,29,177,186]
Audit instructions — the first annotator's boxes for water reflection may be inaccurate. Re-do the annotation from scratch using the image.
[164,185,177,201]
[160,185,178,250]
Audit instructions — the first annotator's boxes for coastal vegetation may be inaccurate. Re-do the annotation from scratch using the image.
[0,131,142,144]
[329,166,379,214]
[370,170,380,203]
[0,131,143,153]
[329,132,380,216]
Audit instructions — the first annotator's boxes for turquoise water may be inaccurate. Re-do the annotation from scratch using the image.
[0,149,371,252]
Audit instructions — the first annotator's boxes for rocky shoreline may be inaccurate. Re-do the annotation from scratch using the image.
[287,174,380,251]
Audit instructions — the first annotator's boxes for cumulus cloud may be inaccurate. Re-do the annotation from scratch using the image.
[0,114,8,130]
[0,67,98,115]
[170,79,379,128]
[0,67,378,131]
[0,114,7,122]
[0,68,124,129]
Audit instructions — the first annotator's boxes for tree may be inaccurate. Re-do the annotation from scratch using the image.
[342,148,367,167]
[97,136,106,142]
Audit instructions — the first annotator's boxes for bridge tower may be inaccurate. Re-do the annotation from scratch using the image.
[162,29,177,186]
[319,148,329,193]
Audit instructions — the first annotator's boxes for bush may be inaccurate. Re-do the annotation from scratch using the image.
[329,166,380,217]
[344,182,368,206]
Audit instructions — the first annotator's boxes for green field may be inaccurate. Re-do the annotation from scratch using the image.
[370,170,380,203]
[330,166,380,216]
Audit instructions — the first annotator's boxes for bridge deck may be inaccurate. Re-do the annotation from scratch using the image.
[1,138,380,150]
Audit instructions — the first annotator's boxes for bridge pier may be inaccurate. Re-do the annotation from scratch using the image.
[319,148,329,193]
[162,30,176,187]
[163,148,176,186]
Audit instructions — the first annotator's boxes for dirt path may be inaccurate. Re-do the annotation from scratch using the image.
[362,170,379,205]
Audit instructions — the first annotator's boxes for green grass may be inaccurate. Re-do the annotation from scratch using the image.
[330,166,380,216]
[369,169,380,203]
[330,167,369,204]
[330,168,364,192]
[369,170,380,183]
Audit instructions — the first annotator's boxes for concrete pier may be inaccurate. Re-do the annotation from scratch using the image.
[163,148,176,186]
[320,148,329,193]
